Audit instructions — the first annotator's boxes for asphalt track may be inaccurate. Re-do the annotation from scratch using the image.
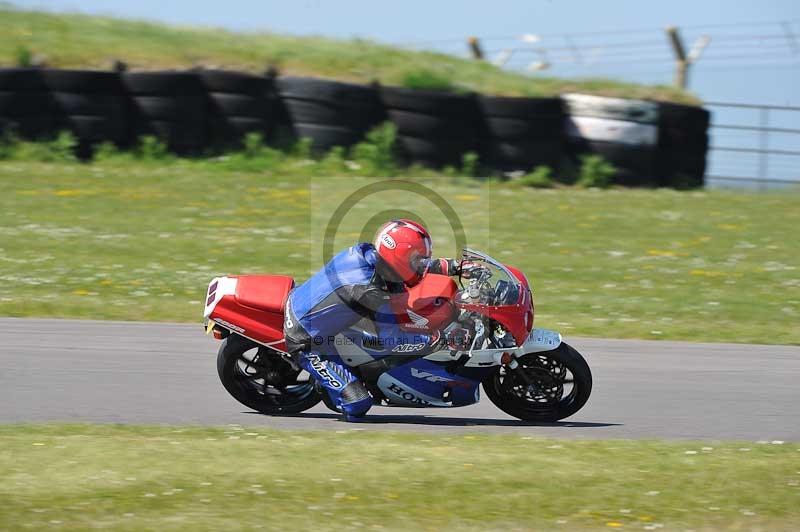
[1,318,798,441]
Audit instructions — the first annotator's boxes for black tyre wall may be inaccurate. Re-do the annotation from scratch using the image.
[1,69,129,155]
[0,68,50,91]
[0,70,59,140]
[656,102,711,188]
[478,96,565,172]
[0,113,58,138]
[122,71,207,154]
[197,70,273,149]
[563,93,660,186]
[276,77,385,151]
[567,138,659,186]
[1,68,712,187]
[381,86,480,167]
[483,139,564,171]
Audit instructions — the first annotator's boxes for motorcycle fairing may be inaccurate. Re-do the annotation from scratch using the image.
[330,303,434,365]
[422,328,562,363]
[390,273,457,333]
[378,358,480,407]
[204,275,291,349]
[377,373,450,407]
[516,328,562,354]
[326,324,483,407]
[330,331,381,366]
[381,327,563,406]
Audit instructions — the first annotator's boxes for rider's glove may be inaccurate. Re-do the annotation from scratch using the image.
[429,258,487,279]
[458,261,486,279]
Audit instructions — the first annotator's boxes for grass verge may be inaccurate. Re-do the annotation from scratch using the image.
[1,152,799,344]
[0,6,697,102]
[1,424,798,530]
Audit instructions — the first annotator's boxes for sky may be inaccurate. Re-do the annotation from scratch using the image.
[13,0,800,183]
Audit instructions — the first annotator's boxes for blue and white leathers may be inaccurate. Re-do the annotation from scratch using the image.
[298,307,437,419]
[297,352,372,420]
[288,243,379,340]
[285,243,436,419]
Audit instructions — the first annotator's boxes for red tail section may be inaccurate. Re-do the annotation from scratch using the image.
[206,275,294,349]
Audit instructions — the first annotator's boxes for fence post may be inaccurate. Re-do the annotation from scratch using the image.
[759,107,770,191]
[665,26,688,89]
[467,36,484,60]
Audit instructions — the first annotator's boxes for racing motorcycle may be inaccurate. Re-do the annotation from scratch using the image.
[203,248,592,422]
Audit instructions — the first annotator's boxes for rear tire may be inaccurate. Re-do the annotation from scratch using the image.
[217,334,321,415]
[483,342,592,422]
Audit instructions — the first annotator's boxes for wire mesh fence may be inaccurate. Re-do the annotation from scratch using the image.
[706,102,800,190]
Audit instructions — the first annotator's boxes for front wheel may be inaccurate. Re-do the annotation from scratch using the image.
[483,342,592,422]
[217,334,322,415]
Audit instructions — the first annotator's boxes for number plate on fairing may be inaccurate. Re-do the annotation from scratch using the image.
[520,328,562,353]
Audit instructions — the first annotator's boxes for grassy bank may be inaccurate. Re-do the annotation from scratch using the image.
[0,6,697,102]
[1,424,798,530]
[1,151,799,344]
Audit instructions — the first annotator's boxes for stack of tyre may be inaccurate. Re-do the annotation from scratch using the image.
[197,69,273,150]
[381,87,480,167]
[122,71,207,154]
[1,69,57,140]
[0,69,127,154]
[275,77,385,152]
[45,70,128,157]
[477,96,565,173]
[563,93,660,186]
[656,102,710,188]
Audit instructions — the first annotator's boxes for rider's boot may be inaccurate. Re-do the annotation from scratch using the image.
[300,351,372,421]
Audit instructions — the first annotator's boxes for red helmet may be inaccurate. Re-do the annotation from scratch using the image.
[374,219,432,287]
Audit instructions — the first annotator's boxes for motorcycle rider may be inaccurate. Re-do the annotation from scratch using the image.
[283,219,464,421]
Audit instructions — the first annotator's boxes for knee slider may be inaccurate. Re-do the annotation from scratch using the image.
[340,381,370,404]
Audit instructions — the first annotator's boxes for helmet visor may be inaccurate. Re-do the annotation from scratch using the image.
[410,253,432,277]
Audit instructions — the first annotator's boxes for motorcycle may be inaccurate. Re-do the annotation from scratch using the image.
[203,248,592,422]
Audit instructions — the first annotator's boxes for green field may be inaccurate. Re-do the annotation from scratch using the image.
[0,6,697,102]
[1,424,798,531]
[1,155,799,344]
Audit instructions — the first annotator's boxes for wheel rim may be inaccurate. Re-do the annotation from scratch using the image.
[231,346,316,409]
[492,353,578,415]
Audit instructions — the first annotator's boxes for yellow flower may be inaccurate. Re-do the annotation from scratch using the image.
[690,270,726,277]
[647,249,675,257]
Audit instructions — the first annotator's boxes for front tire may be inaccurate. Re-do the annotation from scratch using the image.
[217,334,321,415]
[483,342,592,422]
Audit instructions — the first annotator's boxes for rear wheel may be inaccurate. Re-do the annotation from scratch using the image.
[217,334,321,415]
[483,342,592,422]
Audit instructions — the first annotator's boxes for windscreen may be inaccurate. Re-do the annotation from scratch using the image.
[457,249,521,306]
